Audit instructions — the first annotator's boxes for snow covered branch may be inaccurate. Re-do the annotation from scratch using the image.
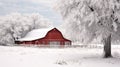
[0,13,52,45]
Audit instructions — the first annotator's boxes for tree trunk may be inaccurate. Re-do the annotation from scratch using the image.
[103,34,112,58]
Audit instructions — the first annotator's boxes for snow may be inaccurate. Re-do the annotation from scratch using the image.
[0,13,53,45]
[0,45,120,67]
[56,0,120,43]
[17,28,53,41]
[112,22,118,32]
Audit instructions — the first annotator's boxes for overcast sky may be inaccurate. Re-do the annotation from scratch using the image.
[0,0,62,26]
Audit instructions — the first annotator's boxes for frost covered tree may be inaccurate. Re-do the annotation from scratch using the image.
[56,0,120,58]
[0,13,52,45]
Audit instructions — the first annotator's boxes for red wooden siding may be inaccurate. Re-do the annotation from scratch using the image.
[15,28,71,45]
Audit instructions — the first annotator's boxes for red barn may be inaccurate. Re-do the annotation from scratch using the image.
[16,28,71,46]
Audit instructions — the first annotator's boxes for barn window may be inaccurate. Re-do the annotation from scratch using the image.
[35,41,39,44]
[42,41,45,45]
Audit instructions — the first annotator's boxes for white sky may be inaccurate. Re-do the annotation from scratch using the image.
[0,0,62,26]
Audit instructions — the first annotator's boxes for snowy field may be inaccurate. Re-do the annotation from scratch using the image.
[0,45,120,67]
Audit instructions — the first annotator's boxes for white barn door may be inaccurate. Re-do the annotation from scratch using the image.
[49,41,60,46]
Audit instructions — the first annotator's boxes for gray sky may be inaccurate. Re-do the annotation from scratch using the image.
[0,0,62,26]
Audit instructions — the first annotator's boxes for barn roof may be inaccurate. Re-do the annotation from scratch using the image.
[17,28,53,41]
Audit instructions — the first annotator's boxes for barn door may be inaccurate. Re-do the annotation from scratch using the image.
[49,41,60,45]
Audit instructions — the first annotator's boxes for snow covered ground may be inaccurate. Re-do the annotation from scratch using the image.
[0,45,120,67]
